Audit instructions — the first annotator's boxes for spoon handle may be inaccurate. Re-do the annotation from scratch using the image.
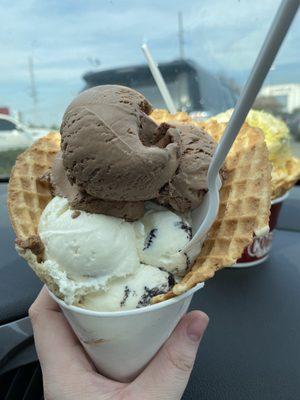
[208,0,299,183]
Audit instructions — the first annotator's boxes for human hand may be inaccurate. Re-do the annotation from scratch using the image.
[29,286,208,400]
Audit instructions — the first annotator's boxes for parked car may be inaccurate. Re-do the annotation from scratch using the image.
[0,114,35,178]
[0,114,33,152]
[83,59,238,116]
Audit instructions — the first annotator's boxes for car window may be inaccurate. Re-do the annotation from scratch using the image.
[0,0,299,179]
[0,119,17,131]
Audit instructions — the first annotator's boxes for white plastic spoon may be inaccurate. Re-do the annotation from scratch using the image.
[184,0,299,260]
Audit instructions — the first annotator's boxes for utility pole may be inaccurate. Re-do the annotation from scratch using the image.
[178,11,185,59]
[28,55,38,125]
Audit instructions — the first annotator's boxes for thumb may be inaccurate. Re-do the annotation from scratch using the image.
[133,310,209,400]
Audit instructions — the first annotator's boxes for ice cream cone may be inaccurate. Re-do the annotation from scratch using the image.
[7,110,272,379]
[8,114,271,302]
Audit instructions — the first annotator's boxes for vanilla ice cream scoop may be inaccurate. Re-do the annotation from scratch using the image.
[134,208,192,275]
[78,264,174,312]
[39,196,139,281]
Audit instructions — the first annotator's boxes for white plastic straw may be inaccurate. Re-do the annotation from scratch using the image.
[141,43,177,114]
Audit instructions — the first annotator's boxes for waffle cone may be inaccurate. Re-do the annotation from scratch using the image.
[8,114,271,304]
[151,113,271,302]
[8,132,63,298]
[8,132,60,239]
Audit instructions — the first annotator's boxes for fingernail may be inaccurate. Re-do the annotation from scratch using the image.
[186,314,208,342]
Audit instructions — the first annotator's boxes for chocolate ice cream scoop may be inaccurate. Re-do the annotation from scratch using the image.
[51,85,220,220]
[60,85,181,202]
[157,123,217,213]
[51,152,145,220]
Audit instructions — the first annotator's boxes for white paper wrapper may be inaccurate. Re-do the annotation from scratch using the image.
[48,282,204,382]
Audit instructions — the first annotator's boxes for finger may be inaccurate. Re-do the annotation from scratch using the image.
[133,310,209,400]
[29,286,96,374]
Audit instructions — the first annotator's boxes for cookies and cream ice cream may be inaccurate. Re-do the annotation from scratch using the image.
[78,264,174,312]
[134,206,192,275]
[38,197,192,305]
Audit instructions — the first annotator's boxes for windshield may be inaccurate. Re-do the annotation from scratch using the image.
[1,0,299,179]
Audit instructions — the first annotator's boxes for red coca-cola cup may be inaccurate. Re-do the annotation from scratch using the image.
[233,191,290,267]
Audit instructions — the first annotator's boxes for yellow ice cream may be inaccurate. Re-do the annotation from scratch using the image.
[210,109,291,169]
[209,109,300,198]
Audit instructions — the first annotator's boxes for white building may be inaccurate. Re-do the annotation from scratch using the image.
[259,84,300,113]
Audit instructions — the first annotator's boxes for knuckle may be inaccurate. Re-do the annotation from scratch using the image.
[165,345,194,373]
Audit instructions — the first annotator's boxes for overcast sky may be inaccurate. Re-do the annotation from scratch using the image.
[0,0,299,126]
